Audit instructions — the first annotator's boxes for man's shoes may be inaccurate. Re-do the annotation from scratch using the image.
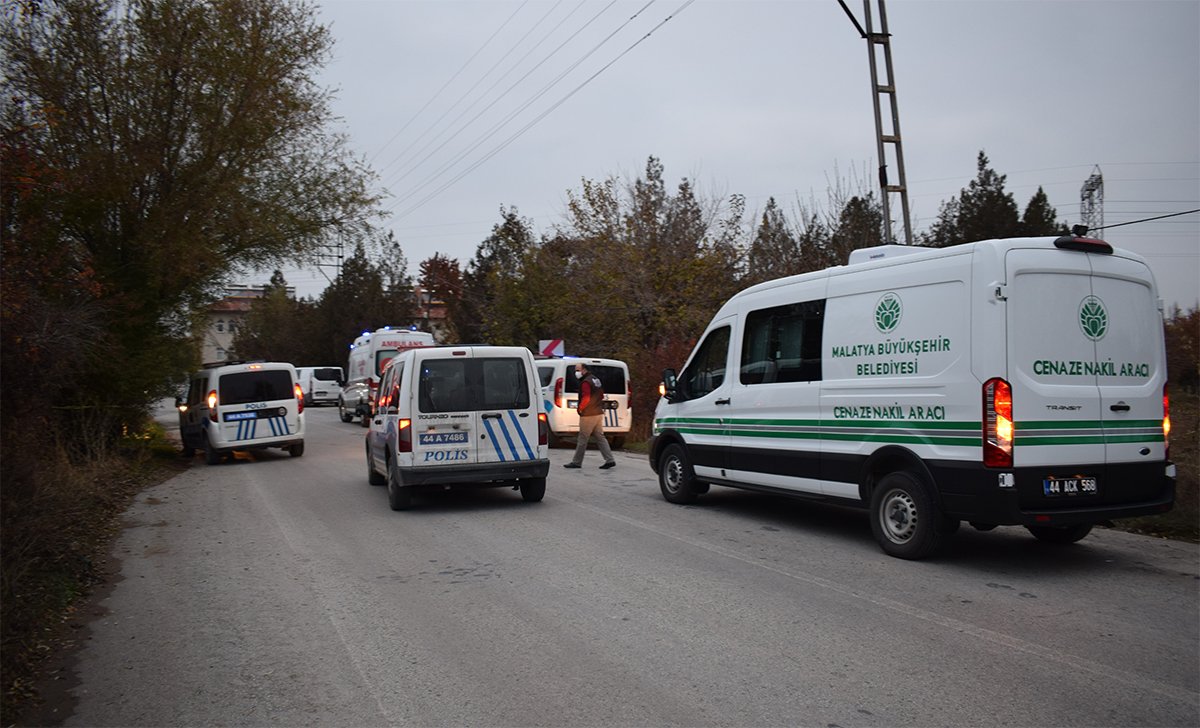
[599,461,616,470]
[563,463,581,469]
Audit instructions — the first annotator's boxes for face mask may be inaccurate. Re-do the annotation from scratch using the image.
[574,370,583,380]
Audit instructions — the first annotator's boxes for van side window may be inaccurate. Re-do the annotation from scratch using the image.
[740,300,825,384]
[680,326,731,401]
[386,363,403,411]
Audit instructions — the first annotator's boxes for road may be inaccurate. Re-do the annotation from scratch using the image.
[50,405,1200,727]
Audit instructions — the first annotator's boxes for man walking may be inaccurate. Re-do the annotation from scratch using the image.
[563,361,616,470]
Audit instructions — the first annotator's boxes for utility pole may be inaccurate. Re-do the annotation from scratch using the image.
[1080,166,1104,235]
[315,236,344,285]
[839,0,913,245]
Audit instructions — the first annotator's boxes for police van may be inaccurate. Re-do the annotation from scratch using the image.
[536,356,632,448]
[365,345,550,510]
[177,361,306,464]
[651,233,1175,559]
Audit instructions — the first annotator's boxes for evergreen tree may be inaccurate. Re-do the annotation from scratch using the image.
[1020,186,1065,236]
[924,152,1020,246]
[746,197,800,284]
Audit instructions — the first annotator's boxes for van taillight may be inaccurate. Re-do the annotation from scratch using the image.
[294,383,304,414]
[538,413,548,446]
[554,378,564,409]
[397,418,412,453]
[207,390,218,422]
[1163,384,1171,459]
[983,378,1013,468]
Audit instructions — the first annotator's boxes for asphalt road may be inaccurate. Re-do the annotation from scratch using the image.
[48,405,1200,727]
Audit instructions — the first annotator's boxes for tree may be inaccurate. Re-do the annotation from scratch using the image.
[418,253,461,342]
[454,207,537,345]
[924,151,1020,246]
[1,0,379,437]
[1020,186,1065,236]
[745,197,800,285]
[231,270,305,361]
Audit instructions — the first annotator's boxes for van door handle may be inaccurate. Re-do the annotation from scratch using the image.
[481,413,502,419]
[715,398,731,406]
[1110,402,1131,412]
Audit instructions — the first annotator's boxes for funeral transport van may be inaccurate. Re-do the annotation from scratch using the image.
[366,345,550,510]
[650,233,1175,559]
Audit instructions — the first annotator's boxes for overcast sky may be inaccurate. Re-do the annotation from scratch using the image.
[263,0,1199,310]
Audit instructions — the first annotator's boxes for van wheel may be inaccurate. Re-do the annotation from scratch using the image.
[609,436,625,450]
[869,471,946,560]
[519,477,546,503]
[359,409,371,428]
[659,444,700,504]
[387,461,412,511]
[204,442,222,465]
[288,442,304,457]
[367,447,386,485]
[339,401,353,423]
[1026,524,1093,544]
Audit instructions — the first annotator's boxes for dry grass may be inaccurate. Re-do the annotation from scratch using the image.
[0,422,185,724]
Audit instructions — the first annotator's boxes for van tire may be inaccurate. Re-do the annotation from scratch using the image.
[288,442,304,457]
[609,436,625,450]
[339,401,353,423]
[367,448,386,485]
[519,477,546,502]
[1026,524,1093,544]
[204,442,222,465]
[869,471,946,560]
[387,462,412,511]
[659,444,701,504]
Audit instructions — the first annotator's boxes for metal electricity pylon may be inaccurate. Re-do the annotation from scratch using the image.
[839,0,913,245]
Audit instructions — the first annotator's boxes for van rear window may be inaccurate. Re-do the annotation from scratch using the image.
[218,371,293,405]
[419,358,530,413]
[313,368,341,381]
[564,365,626,395]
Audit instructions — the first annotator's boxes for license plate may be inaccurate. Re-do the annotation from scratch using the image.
[419,431,468,445]
[224,408,285,422]
[1042,475,1098,497]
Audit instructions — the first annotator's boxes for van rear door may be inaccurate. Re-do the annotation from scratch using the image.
[1087,254,1167,465]
[474,355,540,466]
[1006,248,1106,470]
[215,368,299,443]
[413,353,478,467]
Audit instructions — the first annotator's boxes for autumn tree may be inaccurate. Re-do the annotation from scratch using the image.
[418,253,462,341]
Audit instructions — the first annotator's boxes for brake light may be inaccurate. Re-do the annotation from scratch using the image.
[207,390,218,422]
[294,383,304,414]
[538,413,548,446]
[397,418,412,453]
[983,378,1013,468]
[1163,384,1171,459]
[554,377,564,409]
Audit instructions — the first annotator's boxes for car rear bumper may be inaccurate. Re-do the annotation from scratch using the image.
[398,459,550,486]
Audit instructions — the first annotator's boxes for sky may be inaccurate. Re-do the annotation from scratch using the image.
[259,0,1199,310]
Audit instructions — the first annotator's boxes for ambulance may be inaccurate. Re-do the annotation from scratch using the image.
[650,232,1175,559]
[338,327,434,425]
[365,345,550,510]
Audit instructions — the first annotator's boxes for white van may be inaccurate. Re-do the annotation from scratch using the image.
[536,356,632,448]
[651,233,1175,559]
[177,361,306,464]
[365,345,550,510]
[295,366,344,406]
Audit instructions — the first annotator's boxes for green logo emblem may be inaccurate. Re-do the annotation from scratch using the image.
[875,293,902,333]
[1079,295,1108,340]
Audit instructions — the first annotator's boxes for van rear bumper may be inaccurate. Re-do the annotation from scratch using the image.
[398,459,550,487]
[932,459,1176,526]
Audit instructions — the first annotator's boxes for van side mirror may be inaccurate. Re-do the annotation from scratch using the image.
[661,368,678,402]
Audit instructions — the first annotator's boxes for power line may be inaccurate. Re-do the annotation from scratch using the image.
[368,1,529,169]
[391,1,678,216]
